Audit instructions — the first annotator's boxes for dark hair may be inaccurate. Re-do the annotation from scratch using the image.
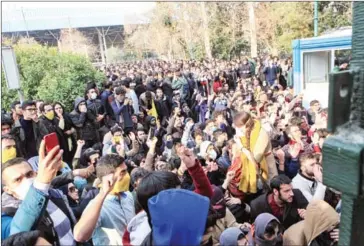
[53,102,65,112]
[310,100,320,107]
[270,175,291,192]
[124,78,132,88]
[1,114,13,126]
[1,134,15,141]
[212,129,225,140]
[137,171,181,215]
[39,102,52,113]
[21,100,36,110]
[96,154,125,179]
[11,101,21,110]
[115,87,126,96]
[111,125,123,135]
[2,157,28,176]
[264,220,280,237]
[103,81,113,89]
[130,168,150,186]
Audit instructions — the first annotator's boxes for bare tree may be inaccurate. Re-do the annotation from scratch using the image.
[59,29,98,60]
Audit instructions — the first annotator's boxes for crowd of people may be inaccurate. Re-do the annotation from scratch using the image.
[1,55,341,246]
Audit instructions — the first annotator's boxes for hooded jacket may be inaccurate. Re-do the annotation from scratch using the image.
[69,97,98,141]
[143,189,210,246]
[247,213,281,246]
[283,200,340,246]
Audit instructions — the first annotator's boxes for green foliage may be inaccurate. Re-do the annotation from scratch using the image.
[1,42,104,112]
[1,71,18,110]
[318,2,352,34]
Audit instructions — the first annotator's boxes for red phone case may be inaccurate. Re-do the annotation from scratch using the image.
[44,132,59,153]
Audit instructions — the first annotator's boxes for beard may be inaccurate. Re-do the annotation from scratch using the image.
[278,192,292,204]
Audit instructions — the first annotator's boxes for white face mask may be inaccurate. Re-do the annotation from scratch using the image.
[278,97,285,104]
[90,92,97,100]
[14,177,34,200]
[235,127,245,137]
[208,150,217,160]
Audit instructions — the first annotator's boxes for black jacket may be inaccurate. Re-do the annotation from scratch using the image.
[11,118,41,159]
[161,78,174,98]
[39,115,74,164]
[250,189,308,230]
[155,96,172,122]
[69,97,99,141]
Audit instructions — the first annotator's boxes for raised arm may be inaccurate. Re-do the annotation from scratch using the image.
[73,174,114,242]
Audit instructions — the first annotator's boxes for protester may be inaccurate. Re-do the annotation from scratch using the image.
[10,101,22,123]
[73,154,135,245]
[2,54,338,245]
[292,153,326,202]
[2,143,76,245]
[283,200,340,246]
[53,102,77,165]
[1,135,17,164]
[250,174,308,230]
[11,101,41,159]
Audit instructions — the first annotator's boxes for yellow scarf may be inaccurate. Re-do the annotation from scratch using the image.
[147,100,158,119]
[238,120,268,194]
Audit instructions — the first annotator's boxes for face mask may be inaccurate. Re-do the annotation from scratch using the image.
[208,150,217,160]
[255,234,282,246]
[111,173,131,194]
[166,141,173,149]
[210,127,217,135]
[14,177,34,200]
[45,111,55,120]
[2,147,17,163]
[235,127,245,137]
[113,136,121,145]
[90,92,97,100]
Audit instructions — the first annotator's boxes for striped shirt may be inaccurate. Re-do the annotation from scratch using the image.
[47,200,75,246]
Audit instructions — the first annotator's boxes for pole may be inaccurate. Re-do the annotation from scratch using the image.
[17,90,24,104]
[322,2,364,246]
[314,0,318,36]
[21,7,30,39]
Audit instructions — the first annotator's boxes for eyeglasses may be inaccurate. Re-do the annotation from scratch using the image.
[25,108,37,112]
[2,127,11,131]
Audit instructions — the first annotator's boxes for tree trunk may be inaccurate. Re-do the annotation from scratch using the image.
[200,2,212,59]
[248,2,257,58]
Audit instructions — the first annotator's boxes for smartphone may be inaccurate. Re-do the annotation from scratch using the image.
[44,132,59,153]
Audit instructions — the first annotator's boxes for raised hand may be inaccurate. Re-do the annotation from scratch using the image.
[177,145,196,169]
[100,173,115,197]
[128,132,136,141]
[37,140,64,184]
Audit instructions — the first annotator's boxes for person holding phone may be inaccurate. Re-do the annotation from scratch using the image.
[2,142,77,245]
